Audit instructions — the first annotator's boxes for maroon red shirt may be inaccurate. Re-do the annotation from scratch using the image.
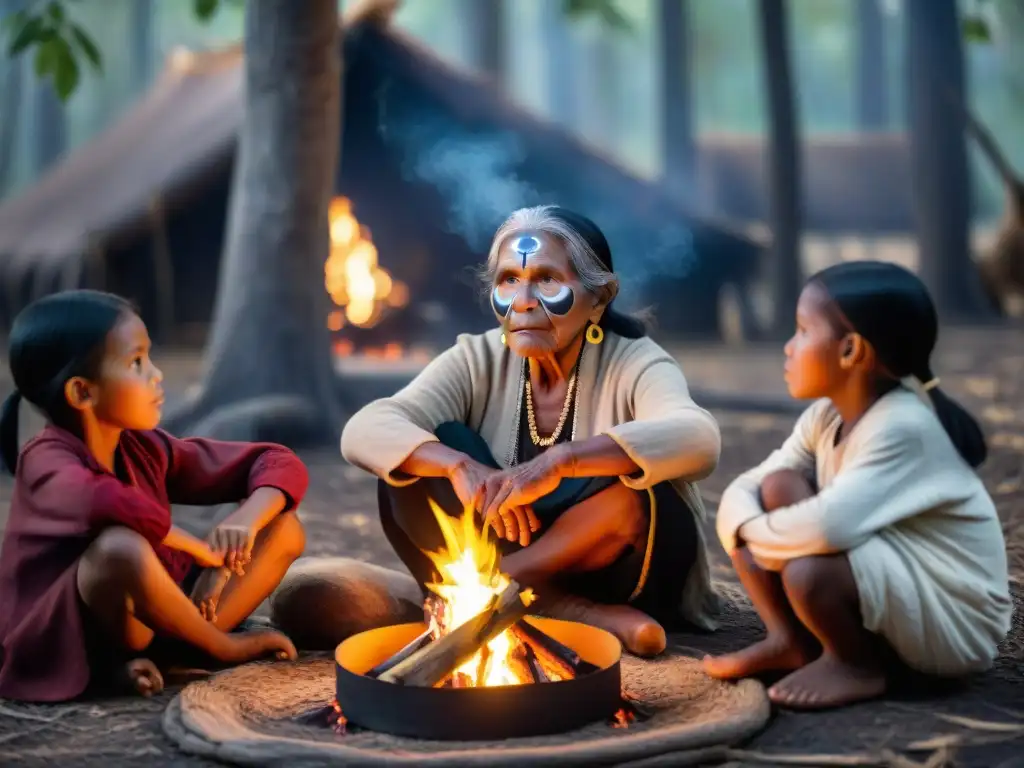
[0,424,309,702]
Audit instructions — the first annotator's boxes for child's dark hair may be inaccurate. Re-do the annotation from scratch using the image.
[0,290,135,474]
[810,261,987,468]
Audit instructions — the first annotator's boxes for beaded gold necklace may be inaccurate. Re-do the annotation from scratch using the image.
[524,344,584,448]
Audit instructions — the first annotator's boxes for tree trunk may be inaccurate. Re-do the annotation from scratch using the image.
[904,0,989,319]
[854,0,887,130]
[657,0,695,206]
[0,0,25,195]
[576,23,616,151]
[0,55,22,195]
[462,0,504,84]
[164,0,342,445]
[541,2,578,129]
[32,78,66,174]
[757,0,802,338]
[131,0,154,93]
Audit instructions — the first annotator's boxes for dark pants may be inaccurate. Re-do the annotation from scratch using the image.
[377,422,699,625]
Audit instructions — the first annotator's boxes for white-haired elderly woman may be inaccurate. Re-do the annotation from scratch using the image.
[341,205,722,655]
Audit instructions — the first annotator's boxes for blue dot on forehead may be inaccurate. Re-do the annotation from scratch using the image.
[512,235,541,267]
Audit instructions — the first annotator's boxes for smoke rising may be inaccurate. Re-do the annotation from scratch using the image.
[376,87,702,305]
[378,93,539,252]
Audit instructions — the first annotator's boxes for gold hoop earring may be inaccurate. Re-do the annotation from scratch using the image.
[585,323,604,345]
[500,332,507,346]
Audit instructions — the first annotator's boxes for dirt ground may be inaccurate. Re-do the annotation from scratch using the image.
[0,327,1022,767]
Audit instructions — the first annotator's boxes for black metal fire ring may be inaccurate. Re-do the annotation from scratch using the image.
[335,617,623,741]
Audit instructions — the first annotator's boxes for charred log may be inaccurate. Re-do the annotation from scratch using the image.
[511,620,599,678]
[366,626,435,679]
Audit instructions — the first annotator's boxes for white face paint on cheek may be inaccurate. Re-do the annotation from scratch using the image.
[538,284,574,316]
[491,286,513,319]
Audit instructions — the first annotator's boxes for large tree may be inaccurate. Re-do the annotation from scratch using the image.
[462,0,504,84]
[854,0,887,130]
[3,0,345,444]
[0,0,25,193]
[757,0,803,339]
[657,0,695,206]
[904,0,990,319]
[164,0,344,444]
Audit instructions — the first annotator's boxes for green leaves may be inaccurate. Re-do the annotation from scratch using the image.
[962,15,992,44]
[1,1,102,101]
[194,0,221,23]
[194,0,246,23]
[561,0,633,33]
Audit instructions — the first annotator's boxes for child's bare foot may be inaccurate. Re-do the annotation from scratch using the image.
[218,629,298,664]
[191,567,232,622]
[703,634,813,680]
[121,658,164,697]
[767,653,886,710]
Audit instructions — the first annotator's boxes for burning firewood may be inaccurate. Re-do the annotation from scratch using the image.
[511,620,599,679]
[505,646,539,684]
[521,644,550,683]
[378,580,534,688]
[366,626,435,679]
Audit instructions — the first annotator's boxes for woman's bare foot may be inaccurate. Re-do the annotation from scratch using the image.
[703,633,814,680]
[767,652,886,710]
[121,658,164,697]
[541,593,666,657]
[218,628,298,664]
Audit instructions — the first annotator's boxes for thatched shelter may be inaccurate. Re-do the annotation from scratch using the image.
[0,6,763,342]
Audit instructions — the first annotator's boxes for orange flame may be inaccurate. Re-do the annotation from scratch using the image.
[422,500,538,687]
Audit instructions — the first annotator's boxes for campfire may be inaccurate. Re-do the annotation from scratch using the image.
[369,499,598,689]
[330,501,640,740]
[325,196,411,358]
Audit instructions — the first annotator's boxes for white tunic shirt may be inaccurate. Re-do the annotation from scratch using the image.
[716,389,1012,675]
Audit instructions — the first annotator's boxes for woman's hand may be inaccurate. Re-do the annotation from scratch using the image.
[448,458,502,512]
[479,454,563,546]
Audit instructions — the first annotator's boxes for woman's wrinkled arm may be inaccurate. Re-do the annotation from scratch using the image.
[396,442,474,480]
[602,355,721,489]
[548,434,640,479]
[340,343,475,485]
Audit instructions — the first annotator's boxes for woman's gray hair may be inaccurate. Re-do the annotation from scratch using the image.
[478,205,618,302]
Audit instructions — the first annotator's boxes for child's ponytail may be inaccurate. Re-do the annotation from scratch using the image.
[0,390,22,474]
[915,369,987,468]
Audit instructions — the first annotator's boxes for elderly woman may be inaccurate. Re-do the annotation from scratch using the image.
[341,205,722,656]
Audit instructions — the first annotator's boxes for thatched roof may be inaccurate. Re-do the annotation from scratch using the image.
[0,0,763,334]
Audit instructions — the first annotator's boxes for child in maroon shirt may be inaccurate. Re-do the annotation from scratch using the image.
[0,291,309,702]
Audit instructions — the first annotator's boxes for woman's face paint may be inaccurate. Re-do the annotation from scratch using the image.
[512,235,541,268]
[537,284,574,315]
[489,229,603,357]
[491,286,513,318]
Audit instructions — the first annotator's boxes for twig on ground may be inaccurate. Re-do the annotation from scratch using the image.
[0,703,81,723]
[932,712,1024,733]
[722,747,952,768]
[0,707,85,746]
